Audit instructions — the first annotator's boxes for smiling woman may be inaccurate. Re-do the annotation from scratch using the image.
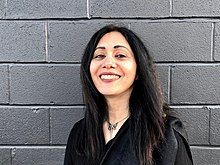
[90,31,137,143]
[64,25,194,165]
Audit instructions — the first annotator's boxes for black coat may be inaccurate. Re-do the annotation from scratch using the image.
[64,116,193,165]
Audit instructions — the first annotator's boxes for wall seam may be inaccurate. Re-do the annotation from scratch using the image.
[11,148,16,164]
[169,0,173,17]
[49,108,52,145]
[87,0,91,19]
[2,17,220,22]
[168,66,172,104]
[45,22,49,62]
[0,62,220,65]
[156,63,220,66]
[191,146,220,149]
[211,22,216,61]
[0,146,66,149]
[0,105,85,108]
[10,148,12,165]
[7,65,11,104]
[171,105,220,108]
[208,107,211,145]
[128,22,131,30]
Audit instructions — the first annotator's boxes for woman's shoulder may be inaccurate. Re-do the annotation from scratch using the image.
[69,118,85,136]
[66,118,85,144]
[162,104,188,140]
[165,115,188,141]
[164,115,193,164]
[64,118,87,164]
[165,115,188,139]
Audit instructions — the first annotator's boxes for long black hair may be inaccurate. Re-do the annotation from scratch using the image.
[78,25,165,164]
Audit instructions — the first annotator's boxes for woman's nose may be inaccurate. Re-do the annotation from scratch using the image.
[102,56,117,69]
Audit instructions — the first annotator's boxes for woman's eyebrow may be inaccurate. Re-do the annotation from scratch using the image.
[114,45,129,51]
[95,45,130,51]
[95,46,105,50]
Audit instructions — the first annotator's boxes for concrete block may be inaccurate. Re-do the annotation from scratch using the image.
[156,65,169,102]
[90,0,170,18]
[171,65,220,104]
[12,147,65,165]
[50,107,84,144]
[6,0,87,19]
[0,107,49,144]
[130,22,212,62]
[0,22,45,62]
[0,148,11,165]
[0,0,5,18]
[214,23,220,61]
[210,108,220,145]
[10,65,82,105]
[173,0,220,16]
[191,147,220,165]
[48,21,128,62]
[0,65,9,104]
[174,107,209,145]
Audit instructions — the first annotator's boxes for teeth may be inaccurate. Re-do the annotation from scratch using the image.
[100,75,120,80]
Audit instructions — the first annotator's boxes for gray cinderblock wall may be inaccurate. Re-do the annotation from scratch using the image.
[0,0,220,164]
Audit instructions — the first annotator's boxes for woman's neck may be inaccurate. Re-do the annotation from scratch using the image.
[105,94,130,123]
[103,94,131,144]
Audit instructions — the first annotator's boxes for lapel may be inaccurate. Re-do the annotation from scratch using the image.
[100,118,138,165]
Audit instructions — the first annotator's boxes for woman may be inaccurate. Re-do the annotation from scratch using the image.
[64,25,193,165]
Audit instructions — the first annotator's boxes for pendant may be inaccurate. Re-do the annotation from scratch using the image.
[108,123,118,131]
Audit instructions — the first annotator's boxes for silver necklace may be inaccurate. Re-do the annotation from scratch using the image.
[106,115,129,132]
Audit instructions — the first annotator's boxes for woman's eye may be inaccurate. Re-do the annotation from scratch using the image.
[94,54,105,59]
[115,54,126,58]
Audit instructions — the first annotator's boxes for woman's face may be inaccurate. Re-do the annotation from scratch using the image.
[90,31,137,98]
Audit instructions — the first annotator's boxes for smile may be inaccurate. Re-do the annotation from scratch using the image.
[100,74,120,80]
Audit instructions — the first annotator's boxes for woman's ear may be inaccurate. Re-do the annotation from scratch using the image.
[135,75,138,80]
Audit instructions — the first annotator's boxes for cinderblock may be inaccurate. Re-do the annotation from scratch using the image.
[173,0,220,17]
[130,22,212,62]
[0,65,9,104]
[6,0,87,19]
[191,147,220,165]
[0,107,49,144]
[210,108,220,145]
[0,22,45,62]
[48,21,128,62]
[171,65,220,104]
[0,148,11,165]
[50,107,84,144]
[174,107,209,145]
[90,0,170,18]
[156,65,169,102]
[0,0,219,162]
[12,147,65,165]
[10,65,82,105]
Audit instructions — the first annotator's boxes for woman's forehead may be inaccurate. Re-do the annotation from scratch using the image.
[96,31,132,50]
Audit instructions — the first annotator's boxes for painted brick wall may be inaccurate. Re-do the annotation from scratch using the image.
[0,0,219,164]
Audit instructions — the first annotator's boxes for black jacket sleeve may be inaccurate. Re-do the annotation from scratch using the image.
[155,116,194,165]
[64,120,83,165]
[174,130,193,165]
[169,116,194,165]
[64,123,75,165]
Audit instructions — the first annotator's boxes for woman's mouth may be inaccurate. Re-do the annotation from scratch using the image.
[100,74,120,80]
